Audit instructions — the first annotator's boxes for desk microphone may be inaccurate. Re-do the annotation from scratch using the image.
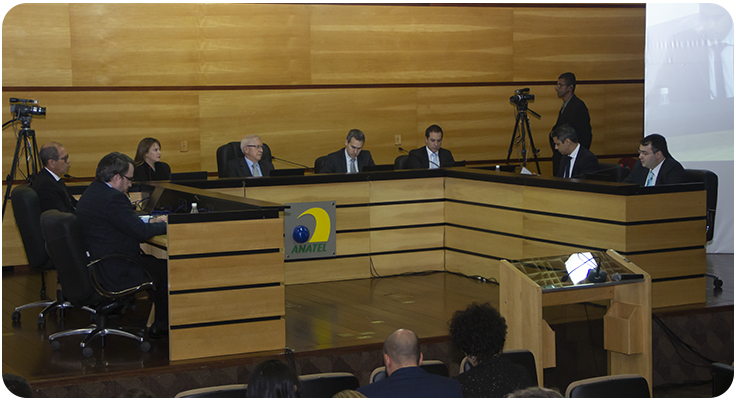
[398,147,440,168]
[270,156,310,169]
[611,273,644,281]
[570,164,625,180]
[63,174,81,180]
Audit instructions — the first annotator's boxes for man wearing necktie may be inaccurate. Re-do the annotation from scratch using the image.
[320,129,375,174]
[549,124,599,179]
[407,125,456,169]
[548,72,592,175]
[31,142,78,213]
[623,134,687,186]
[225,135,275,178]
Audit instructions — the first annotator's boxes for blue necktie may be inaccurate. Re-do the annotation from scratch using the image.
[253,162,262,177]
[645,170,655,186]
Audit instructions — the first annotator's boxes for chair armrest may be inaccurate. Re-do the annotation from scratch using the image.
[88,254,155,298]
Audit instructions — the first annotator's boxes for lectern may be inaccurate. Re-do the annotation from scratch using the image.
[499,250,652,393]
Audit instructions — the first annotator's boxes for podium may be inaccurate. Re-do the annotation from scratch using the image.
[499,250,652,393]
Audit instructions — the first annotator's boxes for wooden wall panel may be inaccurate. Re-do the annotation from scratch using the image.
[167,219,283,256]
[170,318,285,361]
[285,256,371,284]
[170,286,284,326]
[168,253,284,291]
[370,250,445,277]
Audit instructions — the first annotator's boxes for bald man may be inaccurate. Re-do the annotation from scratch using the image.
[357,329,462,398]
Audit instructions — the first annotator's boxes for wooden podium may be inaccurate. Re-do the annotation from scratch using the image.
[499,249,652,393]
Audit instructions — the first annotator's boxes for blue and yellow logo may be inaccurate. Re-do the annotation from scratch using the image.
[291,207,331,253]
[285,202,336,259]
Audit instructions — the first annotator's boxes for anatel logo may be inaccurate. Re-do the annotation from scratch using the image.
[284,201,336,260]
[291,207,331,253]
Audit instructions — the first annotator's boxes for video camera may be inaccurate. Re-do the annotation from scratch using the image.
[9,98,46,117]
[509,88,535,105]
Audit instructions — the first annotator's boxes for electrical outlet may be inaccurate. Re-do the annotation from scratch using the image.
[394,135,401,146]
[180,140,188,152]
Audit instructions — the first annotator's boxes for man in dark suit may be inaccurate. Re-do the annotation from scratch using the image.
[624,134,686,186]
[31,142,78,213]
[75,152,169,338]
[550,124,599,178]
[357,329,463,398]
[406,124,455,169]
[319,129,375,174]
[549,72,592,174]
[226,135,275,178]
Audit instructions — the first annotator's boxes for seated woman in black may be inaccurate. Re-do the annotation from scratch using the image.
[133,137,171,181]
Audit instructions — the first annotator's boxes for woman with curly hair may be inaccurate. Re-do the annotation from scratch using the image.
[448,302,531,397]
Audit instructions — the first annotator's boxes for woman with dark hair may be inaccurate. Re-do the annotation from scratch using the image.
[133,137,171,181]
[247,359,301,398]
[449,302,531,397]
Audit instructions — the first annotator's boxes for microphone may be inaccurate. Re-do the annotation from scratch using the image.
[398,147,440,168]
[9,98,38,104]
[63,174,81,180]
[571,164,625,180]
[611,273,644,281]
[270,156,310,169]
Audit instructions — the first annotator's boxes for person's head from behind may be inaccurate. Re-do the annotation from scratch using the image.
[383,328,422,376]
[3,373,33,398]
[96,152,135,193]
[424,124,444,153]
[638,133,669,169]
[449,302,507,366]
[345,129,365,159]
[135,137,162,167]
[550,124,579,156]
[507,386,563,398]
[39,142,71,176]
[247,359,300,398]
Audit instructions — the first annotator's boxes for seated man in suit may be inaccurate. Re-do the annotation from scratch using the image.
[550,124,599,178]
[406,124,455,169]
[320,129,375,173]
[75,152,170,339]
[624,133,686,186]
[357,329,463,398]
[31,142,78,213]
[226,135,275,177]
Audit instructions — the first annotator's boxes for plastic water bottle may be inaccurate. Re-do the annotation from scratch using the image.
[190,202,198,214]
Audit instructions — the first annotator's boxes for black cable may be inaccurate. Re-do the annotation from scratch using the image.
[583,303,601,374]
[653,314,715,368]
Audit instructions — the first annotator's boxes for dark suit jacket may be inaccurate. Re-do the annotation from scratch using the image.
[225,157,275,178]
[550,95,592,172]
[75,180,167,291]
[556,145,599,178]
[406,147,455,169]
[456,355,531,398]
[623,157,687,186]
[320,148,375,173]
[31,168,78,213]
[133,161,171,181]
[357,366,463,398]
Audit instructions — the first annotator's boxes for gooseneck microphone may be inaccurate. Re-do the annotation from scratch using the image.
[398,147,440,168]
[270,156,310,169]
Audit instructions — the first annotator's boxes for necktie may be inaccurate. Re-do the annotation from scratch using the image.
[253,162,262,177]
[350,158,357,173]
[59,180,76,211]
[645,170,655,187]
[430,153,438,169]
[563,156,572,178]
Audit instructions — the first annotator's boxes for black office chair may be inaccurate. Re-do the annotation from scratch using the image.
[711,362,733,397]
[588,162,631,182]
[683,169,721,288]
[460,349,538,386]
[40,210,153,357]
[565,374,650,398]
[175,384,248,398]
[314,155,327,174]
[394,154,410,170]
[370,360,449,382]
[10,185,77,326]
[299,372,360,397]
[216,141,273,178]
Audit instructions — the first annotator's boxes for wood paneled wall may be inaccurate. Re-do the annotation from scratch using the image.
[2,3,645,178]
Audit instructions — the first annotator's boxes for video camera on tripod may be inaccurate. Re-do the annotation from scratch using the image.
[506,88,541,173]
[509,88,535,110]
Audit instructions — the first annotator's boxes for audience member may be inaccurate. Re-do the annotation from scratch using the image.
[406,124,455,169]
[247,359,300,398]
[226,135,274,177]
[449,302,531,397]
[133,137,171,181]
[623,133,686,186]
[507,386,563,398]
[3,373,33,398]
[549,124,599,178]
[333,389,367,398]
[320,129,375,173]
[357,329,462,398]
[32,141,77,212]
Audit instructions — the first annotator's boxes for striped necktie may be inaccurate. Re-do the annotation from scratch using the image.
[645,170,655,186]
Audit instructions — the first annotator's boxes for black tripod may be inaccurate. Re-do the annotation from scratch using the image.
[506,103,541,174]
[2,116,40,219]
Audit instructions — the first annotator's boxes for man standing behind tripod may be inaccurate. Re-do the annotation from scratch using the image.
[549,72,592,175]
[31,142,77,213]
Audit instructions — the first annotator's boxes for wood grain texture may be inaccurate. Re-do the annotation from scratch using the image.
[168,253,284,292]
[167,218,283,256]
[285,256,371,285]
[169,285,284,326]
[169,318,285,361]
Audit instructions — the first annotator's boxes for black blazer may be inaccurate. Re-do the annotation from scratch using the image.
[550,95,592,172]
[31,168,78,213]
[320,148,375,173]
[557,145,599,178]
[358,366,462,398]
[133,161,171,182]
[225,157,275,178]
[623,157,687,186]
[406,146,455,169]
[75,180,167,291]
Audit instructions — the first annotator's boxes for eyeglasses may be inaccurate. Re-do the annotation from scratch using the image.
[55,155,69,162]
[555,83,569,88]
[246,145,264,150]
[120,174,134,182]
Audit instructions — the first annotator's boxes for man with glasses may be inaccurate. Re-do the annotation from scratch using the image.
[320,129,375,174]
[226,134,274,177]
[31,142,78,212]
[76,152,169,339]
[549,72,592,175]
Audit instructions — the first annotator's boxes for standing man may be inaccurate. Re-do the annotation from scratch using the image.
[550,124,599,178]
[226,135,275,178]
[31,142,77,212]
[357,329,463,398]
[549,72,592,174]
[624,134,686,186]
[320,129,375,174]
[75,152,169,338]
[406,124,456,169]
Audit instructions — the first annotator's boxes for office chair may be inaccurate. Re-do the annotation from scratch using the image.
[175,384,248,398]
[394,154,410,170]
[40,210,153,357]
[588,163,631,182]
[314,155,327,174]
[299,372,360,397]
[711,362,733,397]
[9,185,77,326]
[459,349,538,386]
[370,360,449,382]
[683,169,721,288]
[216,141,273,178]
[565,374,650,398]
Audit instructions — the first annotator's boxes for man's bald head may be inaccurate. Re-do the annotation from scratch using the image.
[383,329,421,373]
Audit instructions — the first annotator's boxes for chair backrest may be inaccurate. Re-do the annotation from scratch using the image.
[565,374,650,398]
[299,372,360,398]
[711,362,733,397]
[216,141,272,178]
[394,154,410,170]
[588,163,631,182]
[175,384,248,398]
[314,155,327,174]
[458,349,538,386]
[370,360,449,383]
[11,185,53,271]
[39,210,99,306]
[683,169,718,241]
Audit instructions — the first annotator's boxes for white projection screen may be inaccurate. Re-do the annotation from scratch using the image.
[645,2,734,253]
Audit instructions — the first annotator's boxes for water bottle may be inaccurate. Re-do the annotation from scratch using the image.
[190,202,198,214]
